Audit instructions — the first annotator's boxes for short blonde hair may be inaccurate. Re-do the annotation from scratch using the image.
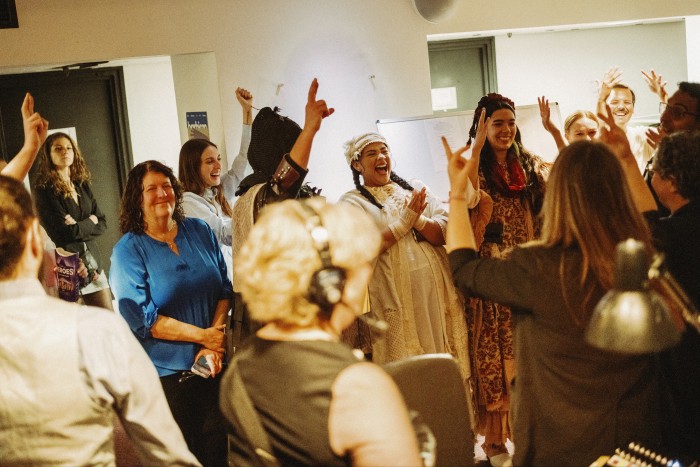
[235,198,381,326]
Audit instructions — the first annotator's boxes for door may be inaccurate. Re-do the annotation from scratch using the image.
[0,67,133,275]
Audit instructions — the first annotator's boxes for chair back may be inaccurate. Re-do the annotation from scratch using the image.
[384,353,474,467]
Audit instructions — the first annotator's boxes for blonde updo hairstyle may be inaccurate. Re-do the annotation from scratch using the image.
[235,198,381,327]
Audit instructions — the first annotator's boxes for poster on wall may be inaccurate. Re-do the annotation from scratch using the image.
[186,112,209,140]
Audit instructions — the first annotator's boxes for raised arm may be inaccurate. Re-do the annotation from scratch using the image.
[641,69,669,104]
[596,66,622,118]
[538,96,567,151]
[222,87,254,201]
[597,104,658,213]
[288,78,334,170]
[467,108,487,191]
[444,137,478,253]
[1,93,49,181]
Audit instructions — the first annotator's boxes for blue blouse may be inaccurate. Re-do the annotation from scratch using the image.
[109,217,232,376]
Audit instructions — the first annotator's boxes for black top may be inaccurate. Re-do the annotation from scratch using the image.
[449,246,664,466]
[221,336,358,466]
[646,202,700,460]
[33,182,107,273]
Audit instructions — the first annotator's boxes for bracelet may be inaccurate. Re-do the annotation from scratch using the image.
[448,192,467,201]
[414,215,428,230]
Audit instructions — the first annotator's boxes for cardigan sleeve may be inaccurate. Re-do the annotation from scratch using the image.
[221,124,252,203]
[448,246,538,312]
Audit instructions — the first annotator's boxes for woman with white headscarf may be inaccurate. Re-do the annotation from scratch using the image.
[339,132,474,382]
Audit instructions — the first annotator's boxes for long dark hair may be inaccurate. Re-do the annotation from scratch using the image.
[118,160,185,234]
[178,138,233,217]
[468,93,546,214]
[34,132,92,197]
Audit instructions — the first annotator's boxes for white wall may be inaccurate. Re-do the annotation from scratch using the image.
[686,16,700,82]
[121,58,181,167]
[3,0,700,200]
[171,52,228,166]
[494,21,687,125]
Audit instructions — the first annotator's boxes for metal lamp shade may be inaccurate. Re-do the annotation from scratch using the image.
[585,239,681,354]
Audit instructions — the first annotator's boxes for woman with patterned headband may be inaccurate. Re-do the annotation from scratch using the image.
[339,132,472,386]
[464,93,550,465]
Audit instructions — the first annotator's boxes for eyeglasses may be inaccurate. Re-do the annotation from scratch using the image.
[659,102,700,119]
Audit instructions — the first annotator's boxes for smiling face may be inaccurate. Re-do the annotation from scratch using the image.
[486,108,517,154]
[199,145,222,188]
[49,136,75,171]
[353,142,391,187]
[141,170,176,224]
[607,87,635,128]
[565,117,599,143]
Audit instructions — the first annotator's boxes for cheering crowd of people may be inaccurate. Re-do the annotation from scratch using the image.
[1,66,700,466]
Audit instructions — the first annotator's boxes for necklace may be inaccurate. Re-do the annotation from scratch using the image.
[146,220,178,251]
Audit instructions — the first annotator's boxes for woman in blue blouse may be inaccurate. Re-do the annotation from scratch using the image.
[110,160,232,467]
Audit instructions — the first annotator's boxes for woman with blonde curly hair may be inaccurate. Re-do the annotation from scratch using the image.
[33,131,113,310]
[221,198,421,467]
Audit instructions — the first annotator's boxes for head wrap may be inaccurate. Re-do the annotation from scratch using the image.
[343,132,389,166]
[236,107,302,196]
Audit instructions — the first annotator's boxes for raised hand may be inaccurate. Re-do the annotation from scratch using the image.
[641,69,668,103]
[443,137,475,198]
[597,66,623,101]
[471,108,488,154]
[304,78,334,133]
[538,96,557,134]
[645,127,662,150]
[235,87,253,112]
[21,92,49,155]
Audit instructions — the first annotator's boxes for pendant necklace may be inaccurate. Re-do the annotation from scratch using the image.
[147,220,178,251]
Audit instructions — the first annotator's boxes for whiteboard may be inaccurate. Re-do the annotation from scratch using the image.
[376,103,561,203]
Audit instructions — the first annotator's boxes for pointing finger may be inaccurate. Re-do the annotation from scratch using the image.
[308,78,318,104]
[21,92,34,119]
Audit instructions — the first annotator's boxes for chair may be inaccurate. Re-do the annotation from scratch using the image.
[384,353,475,467]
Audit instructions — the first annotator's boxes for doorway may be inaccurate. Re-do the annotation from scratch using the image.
[428,37,497,113]
[0,67,133,274]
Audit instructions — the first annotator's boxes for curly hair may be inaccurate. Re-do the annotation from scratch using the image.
[118,160,185,234]
[235,198,381,327]
[655,131,700,201]
[0,176,37,278]
[468,93,546,214]
[178,138,233,217]
[33,132,92,197]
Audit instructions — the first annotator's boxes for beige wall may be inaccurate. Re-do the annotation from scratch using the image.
[3,0,700,200]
